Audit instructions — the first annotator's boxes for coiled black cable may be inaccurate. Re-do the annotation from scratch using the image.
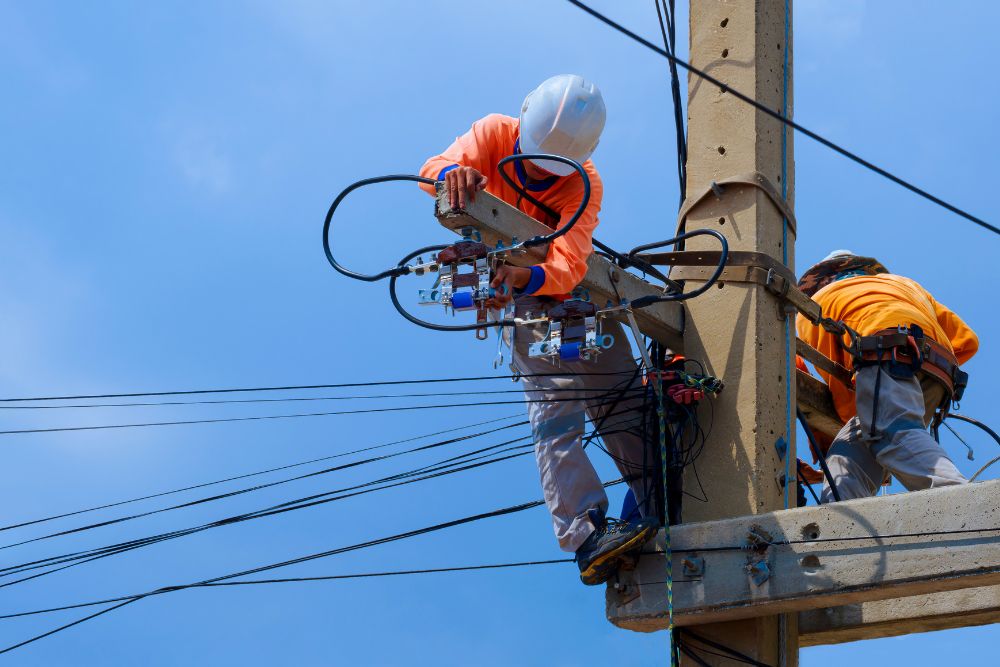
[626,229,729,308]
[497,156,675,287]
[323,174,437,282]
[495,153,590,248]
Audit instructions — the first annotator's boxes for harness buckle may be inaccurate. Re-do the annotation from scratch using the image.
[952,367,969,402]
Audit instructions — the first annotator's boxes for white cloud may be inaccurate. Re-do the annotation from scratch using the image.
[158,117,235,195]
[173,134,234,194]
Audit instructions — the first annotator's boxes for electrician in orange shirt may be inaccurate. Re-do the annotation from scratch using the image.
[419,75,658,585]
[797,250,979,502]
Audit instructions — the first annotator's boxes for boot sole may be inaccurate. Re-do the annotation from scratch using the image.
[578,524,657,585]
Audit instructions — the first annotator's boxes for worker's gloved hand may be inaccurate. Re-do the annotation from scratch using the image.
[667,384,703,405]
[487,264,530,309]
[445,166,488,210]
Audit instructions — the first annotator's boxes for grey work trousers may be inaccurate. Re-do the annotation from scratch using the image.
[821,364,967,503]
[510,297,651,553]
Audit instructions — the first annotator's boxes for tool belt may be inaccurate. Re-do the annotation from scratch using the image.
[850,325,968,402]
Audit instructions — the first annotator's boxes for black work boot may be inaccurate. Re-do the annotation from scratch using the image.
[575,511,659,586]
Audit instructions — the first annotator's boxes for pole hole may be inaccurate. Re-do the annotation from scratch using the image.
[801,555,821,568]
[716,282,725,289]
[717,146,726,155]
[720,18,729,27]
[721,48,729,58]
[718,217,725,226]
[801,522,821,541]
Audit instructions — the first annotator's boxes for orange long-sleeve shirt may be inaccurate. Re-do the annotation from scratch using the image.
[419,114,602,297]
[797,273,979,423]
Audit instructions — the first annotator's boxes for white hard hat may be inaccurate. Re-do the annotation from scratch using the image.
[519,74,606,177]
[822,249,855,262]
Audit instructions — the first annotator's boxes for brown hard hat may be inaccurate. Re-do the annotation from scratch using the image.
[798,250,888,297]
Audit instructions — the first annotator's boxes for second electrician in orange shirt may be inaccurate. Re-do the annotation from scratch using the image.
[419,75,658,586]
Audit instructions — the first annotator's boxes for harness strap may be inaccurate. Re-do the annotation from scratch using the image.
[851,327,967,401]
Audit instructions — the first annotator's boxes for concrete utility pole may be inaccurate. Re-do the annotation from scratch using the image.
[678,1,796,664]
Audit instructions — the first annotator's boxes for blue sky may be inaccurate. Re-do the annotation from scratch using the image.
[0,1,997,664]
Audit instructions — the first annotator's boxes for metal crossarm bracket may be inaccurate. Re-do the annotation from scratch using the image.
[633,249,822,324]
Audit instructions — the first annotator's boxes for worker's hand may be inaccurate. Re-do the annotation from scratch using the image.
[487,264,531,309]
[445,166,487,210]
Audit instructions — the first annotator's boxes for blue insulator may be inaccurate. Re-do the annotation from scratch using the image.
[559,342,582,361]
[450,292,476,310]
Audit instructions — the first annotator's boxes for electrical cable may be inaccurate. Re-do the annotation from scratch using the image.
[497,155,675,284]
[0,479,628,654]
[626,228,729,307]
[0,394,639,581]
[797,468,821,505]
[0,444,539,586]
[796,409,841,502]
[0,414,636,588]
[0,430,536,552]
[678,643,713,667]
[497,162,676,287]
[0,414,523,534]
[970,455,1000,483]
[943,413,1000,482]
[323,174,438,282]
[941,420,975,461]
[654,0,687,206]
[564,0,999,238]
[682,630,775,667]
[0,371,636,404]
[0,392,643,436]
[0,386,628,410]
[0,559,575,621]
[0,410,641,592]
[947,413,1000,450]
[495,154,590,247]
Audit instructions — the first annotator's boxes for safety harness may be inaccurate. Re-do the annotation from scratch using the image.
[845,324,969,403]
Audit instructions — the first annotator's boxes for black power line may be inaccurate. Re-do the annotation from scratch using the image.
[0,430,534,552]
[0,414,525,533]
[0,479,627,654]
[0,400,642,584]
[0,371,634,404]
[565,0,998,237]
[0,386,635,410]
[0,392,643,436]
[0,559,574,620]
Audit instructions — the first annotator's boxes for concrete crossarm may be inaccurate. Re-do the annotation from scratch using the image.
[606,480,1000,632]
[799,585,1000,646]
[434,188,684,351]
[796,370,842,440]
